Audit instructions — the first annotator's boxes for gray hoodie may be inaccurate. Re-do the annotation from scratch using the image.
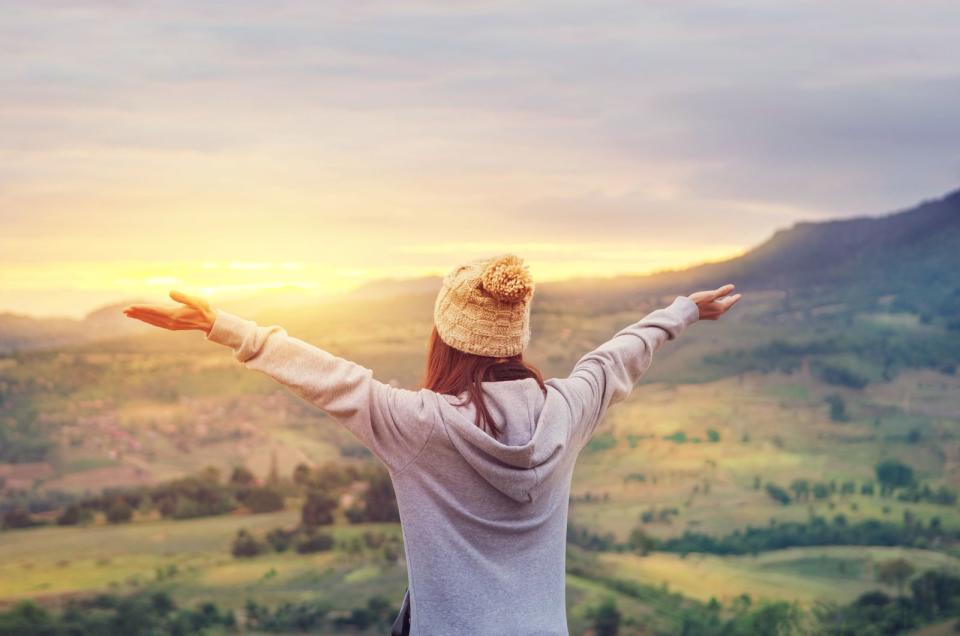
[205,295,700,635]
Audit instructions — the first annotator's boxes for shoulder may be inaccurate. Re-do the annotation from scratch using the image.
[375,383,444,420]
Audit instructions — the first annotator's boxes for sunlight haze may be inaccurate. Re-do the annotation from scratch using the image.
[3,1,958,317]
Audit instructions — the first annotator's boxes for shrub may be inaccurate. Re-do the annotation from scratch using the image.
[296,531,334,554]
[765,483,791,506]
[585,432,617,453]
[266,527,296,553]
[813,362,869,389]
[57,505,93,526]
[586,597,621,636]
[824,394,849,422]
[876,459,915,493]
[232,529,265,558]
[2,506,41,530]
[243,488,285,514]
[106,499,134,524]
[301,490,337,527]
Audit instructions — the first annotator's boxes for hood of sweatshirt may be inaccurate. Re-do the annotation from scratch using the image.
[435,377,569,504]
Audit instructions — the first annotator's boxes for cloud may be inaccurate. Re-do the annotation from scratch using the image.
[2,1,959,315]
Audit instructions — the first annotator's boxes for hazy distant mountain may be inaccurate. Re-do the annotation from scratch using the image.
[536,188,960,319]
[346,276,443,300]
[341,186,955,320]
[659,188,960,294]
[3,189,957,354]
[0,301,159,355]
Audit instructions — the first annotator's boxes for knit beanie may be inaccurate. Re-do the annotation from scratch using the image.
[433,254,535,357]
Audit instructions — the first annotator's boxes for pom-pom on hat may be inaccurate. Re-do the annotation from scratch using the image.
[434,253,535,357]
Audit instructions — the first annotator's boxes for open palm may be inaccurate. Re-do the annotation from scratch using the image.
[688,283,742,320]
[123,290,216,334]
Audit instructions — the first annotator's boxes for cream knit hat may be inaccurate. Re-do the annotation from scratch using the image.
[433,254,535,357]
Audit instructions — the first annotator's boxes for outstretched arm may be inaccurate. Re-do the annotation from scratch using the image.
[123,291,435,473]
[555,284,741,451]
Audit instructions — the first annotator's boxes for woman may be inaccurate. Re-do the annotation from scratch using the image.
[123,254,741,635]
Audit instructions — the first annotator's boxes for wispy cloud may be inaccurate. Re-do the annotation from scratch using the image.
[1,1,958,316]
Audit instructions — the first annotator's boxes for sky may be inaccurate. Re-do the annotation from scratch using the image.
[2,1,959,318]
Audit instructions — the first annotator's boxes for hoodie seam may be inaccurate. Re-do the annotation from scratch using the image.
[392,396,438,477]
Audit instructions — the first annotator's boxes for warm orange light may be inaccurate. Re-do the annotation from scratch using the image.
[0,240,747,319]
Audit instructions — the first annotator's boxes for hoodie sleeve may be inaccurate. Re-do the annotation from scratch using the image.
[558,296,700,451]
[203,309,435,474]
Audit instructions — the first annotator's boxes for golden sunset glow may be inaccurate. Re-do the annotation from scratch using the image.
[3,3,957,319]
[1,242,747,317]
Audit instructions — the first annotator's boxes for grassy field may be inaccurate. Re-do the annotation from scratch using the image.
[0,515,796,635]
[4,297,960,632]
[598,546,960,606]
[0,510,669,635]
[0,510,303,603]
[569,367,960,542]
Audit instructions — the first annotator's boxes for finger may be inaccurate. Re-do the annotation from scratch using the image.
[124,312,180,330]
[169,290,199,307]
[124,310,177,327]
[707,283,735,301]
[124,303,172,314]
[721,294,742,309]
[124,306,176,320]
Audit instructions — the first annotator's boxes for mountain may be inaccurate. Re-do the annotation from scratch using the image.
[2,188,958,354]
[346,276,443,300]
[663,188,959,293]
[535,188,960,319]
[0,301,158,355]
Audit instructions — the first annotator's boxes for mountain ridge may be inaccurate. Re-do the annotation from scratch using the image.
[2,188,957,353]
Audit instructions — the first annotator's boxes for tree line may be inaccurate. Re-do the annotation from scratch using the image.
[0,590,401,635]
[2,460,400,531]
[569,512,955,557]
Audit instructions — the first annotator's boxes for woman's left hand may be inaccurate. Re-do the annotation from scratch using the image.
[123,290,216,335]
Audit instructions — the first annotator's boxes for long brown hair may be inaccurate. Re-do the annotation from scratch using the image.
[421,326,547,440]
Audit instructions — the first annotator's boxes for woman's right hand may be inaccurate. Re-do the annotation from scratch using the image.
[123,290,217,335]
[688,283,742,320]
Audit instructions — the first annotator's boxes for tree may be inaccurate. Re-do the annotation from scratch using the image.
[302,489,337,528]
[587,597,621,636]
[231,529,264,558]
[824,394,849,422]
[789,479,809,501]
[243,488,285,514]
[57,504,93,526]
[106,498,134,524]
[765,483,791,506]
[292,463,311,488]
[1,506,39,529]
[876,459,915,494]
[266,527,296,552]
[0,600,54,633]
[812,482,830,500]
[876,558,915,597]
[911,570,960,619]
[229,465,256,487]
[296,530,334,554]
[627,528,656,556]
